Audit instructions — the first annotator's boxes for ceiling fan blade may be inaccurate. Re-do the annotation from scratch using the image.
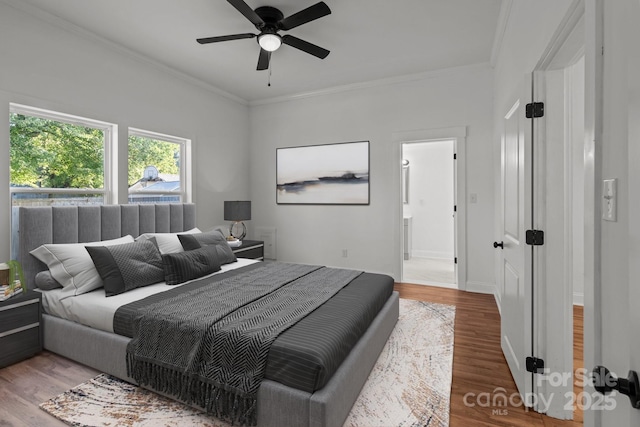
[227,0,264,27]
[197,33,256,44]
[279,2,331,31]
[257,49,271,70]
[281,35,329,59]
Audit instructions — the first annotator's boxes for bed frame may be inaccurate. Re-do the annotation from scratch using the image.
[14,204,399,427]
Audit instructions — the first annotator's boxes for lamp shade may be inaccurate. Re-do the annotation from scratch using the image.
[224,201,251,221]
[258,33,282,52]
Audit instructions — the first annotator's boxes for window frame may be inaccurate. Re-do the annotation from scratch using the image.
[127,127,192,203]
[9,103,115,204]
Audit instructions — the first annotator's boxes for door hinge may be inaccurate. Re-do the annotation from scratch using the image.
[454,205,457,212]
[526,357,545,374]
[454,153,457,160]
[525,102,544,118]
[454,257,458,264]
[526,229,545,246]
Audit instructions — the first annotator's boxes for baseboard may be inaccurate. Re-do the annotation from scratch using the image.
[573,292,584,306]
[466,281,501,315]
[465,281,496,295]
[410,250,455,260]
[402,279,458,289]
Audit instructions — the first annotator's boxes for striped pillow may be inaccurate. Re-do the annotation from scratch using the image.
[178,231,237,265]
[162,245,221,285]
[86,239,164,297]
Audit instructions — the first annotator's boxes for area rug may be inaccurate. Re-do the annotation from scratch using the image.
[40,298,455,427]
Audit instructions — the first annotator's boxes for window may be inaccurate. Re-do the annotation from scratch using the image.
[9,105,191,207]
[9,104,114,207]
[127,128,190,204]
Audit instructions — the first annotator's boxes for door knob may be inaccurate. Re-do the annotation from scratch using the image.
[593,366,640,409]
[493,241,504,249]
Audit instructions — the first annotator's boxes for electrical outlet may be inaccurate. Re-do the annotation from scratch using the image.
[342,249,348,258]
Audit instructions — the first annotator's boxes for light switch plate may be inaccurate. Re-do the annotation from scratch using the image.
[602,179,617,222]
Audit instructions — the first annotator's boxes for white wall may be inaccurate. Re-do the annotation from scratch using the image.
[403,140,454,259]
[0,2,250,261]
[249,64,495,286]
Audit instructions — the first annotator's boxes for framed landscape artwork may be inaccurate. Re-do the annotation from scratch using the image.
[276,141,370,205]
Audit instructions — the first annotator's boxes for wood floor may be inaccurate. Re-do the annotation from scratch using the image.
[395,283,583,427]
[0,283,583,427]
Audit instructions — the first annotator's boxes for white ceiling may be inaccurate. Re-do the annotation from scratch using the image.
[11,0,503,104]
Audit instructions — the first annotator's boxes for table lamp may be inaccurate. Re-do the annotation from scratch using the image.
[224,201,251,240]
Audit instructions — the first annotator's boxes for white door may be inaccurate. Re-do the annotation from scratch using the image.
[453,141,458,284]
[499,75,534,406]
[592,0,640,425]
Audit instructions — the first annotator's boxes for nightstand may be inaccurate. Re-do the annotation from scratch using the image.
[0,290,43,368]
[232,240,264,260]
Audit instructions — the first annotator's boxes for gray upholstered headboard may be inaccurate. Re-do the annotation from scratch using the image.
[13,203,196,290]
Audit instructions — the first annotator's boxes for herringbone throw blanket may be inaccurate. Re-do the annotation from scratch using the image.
[127,262,361,426]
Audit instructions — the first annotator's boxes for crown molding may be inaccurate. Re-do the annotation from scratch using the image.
[249,62,493,107]
[0,0,248,106]
[490,0,513,68]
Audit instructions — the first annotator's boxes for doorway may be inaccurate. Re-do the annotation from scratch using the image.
[401,140,456,288]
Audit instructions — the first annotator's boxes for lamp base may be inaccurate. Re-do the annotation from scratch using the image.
[229,221,247,240]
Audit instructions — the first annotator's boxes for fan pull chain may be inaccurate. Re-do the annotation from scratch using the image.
[268,61,272,87]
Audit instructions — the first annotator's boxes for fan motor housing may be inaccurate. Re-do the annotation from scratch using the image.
[255,6,284,28]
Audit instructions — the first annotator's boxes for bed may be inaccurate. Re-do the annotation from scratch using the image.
[13,203,399,427]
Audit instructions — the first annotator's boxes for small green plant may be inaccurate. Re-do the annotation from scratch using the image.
[7,260,27,293]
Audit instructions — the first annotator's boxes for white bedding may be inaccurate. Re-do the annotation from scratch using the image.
[40,258,259,333]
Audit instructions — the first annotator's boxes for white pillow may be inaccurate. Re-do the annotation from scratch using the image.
[135,227,201,254]
[30,235,135,299]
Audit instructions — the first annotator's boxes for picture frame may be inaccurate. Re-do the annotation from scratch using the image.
[276,141,370,205]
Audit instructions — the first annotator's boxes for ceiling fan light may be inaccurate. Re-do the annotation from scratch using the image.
[258,33,282,52]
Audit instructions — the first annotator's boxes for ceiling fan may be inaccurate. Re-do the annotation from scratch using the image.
[197,0,331,71]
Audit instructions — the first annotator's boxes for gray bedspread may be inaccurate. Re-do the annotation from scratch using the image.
[115,264,394,393]
[265,271,393,391]
[124,262,362,426]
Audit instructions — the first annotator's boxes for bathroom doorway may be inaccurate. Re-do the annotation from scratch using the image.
[401,140,456,288]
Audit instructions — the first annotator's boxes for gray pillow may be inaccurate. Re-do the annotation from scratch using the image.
[178,231,237,265]
[162,245,221,285]
[34,271,63,290]
[30,235,135,298]
[86,239,164,297]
